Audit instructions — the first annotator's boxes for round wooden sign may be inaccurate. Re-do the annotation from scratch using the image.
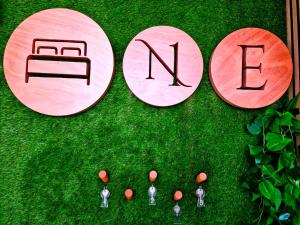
[123,26,203,107]
[209,28,292,109]
[3,8,114,116]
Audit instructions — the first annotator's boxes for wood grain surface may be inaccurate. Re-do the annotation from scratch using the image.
[209,27,293,109]
[3,8,114,116]
[286,0,300,160]
[122,26,203,107]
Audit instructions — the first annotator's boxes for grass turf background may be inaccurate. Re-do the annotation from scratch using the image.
[0,0,287,224]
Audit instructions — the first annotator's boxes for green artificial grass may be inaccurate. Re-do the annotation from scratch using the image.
[0,0,287,224]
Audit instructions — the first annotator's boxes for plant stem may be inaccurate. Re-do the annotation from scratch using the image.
[257,198,264,225]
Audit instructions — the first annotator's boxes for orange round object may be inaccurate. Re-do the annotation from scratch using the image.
[209,28,292,109]
[98,170,109,184]
[149,170,158,183]
[196,172,207,184]
[173,190,183,201]
[3,8,114,116]
[123,26,203,107]
[125,188,134,200]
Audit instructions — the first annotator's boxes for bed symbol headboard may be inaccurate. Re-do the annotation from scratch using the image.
[26,38,91,85]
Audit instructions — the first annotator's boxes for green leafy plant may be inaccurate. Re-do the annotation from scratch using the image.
[242,96,300,225]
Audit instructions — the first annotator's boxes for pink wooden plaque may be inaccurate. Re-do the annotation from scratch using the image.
[3,8,114,116]
[209,28,293,109]
[123,26,203,107]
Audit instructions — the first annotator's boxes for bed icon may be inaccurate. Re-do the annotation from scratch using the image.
[25,39,91,85]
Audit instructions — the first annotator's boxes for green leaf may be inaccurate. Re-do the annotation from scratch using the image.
[265,108,278,117]
[266,216,273,225]
[262,118,273,128]
[279,112,294,126]
[270,118,280,133]
[284,184,296,209]
[262,109,276,127]
[261,165,281,183]
[269,206,276,216]
[259,180,274,201]
[293,186,300,200]
[255,154,272,166]
[278,152,296,171]
[296,180,300,188]
[264,199,271,207]
[292,119,300,135]
[248,144,263,156]
[287,176,300,188]
[294,187,300,199]
[254,154,272,166]
[293,119,300,129]
[259,180,281,209]
[293,214,300,225]
[266,133,292,151]
[273,187,282,210]
[261,165,276,176]
[247,117,262,135]
[252,193,261,201]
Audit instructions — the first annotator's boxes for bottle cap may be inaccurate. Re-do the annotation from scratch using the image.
[125,188,134,200]
[149,170,158,183]
[173,190,183,201]
[196,172,207,184]
[99,170,109,184]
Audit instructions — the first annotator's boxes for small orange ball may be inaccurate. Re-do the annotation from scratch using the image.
[173,190,183,201]
[196,172,207,184]
[125,188,134,200]
[98,170,109,184]
[149,170,158,183]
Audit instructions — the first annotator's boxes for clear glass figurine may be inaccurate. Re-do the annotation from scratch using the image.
[173,202,181,224]
[196,186,205,208]
[148,184,157,205]
[100,186,110,208]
